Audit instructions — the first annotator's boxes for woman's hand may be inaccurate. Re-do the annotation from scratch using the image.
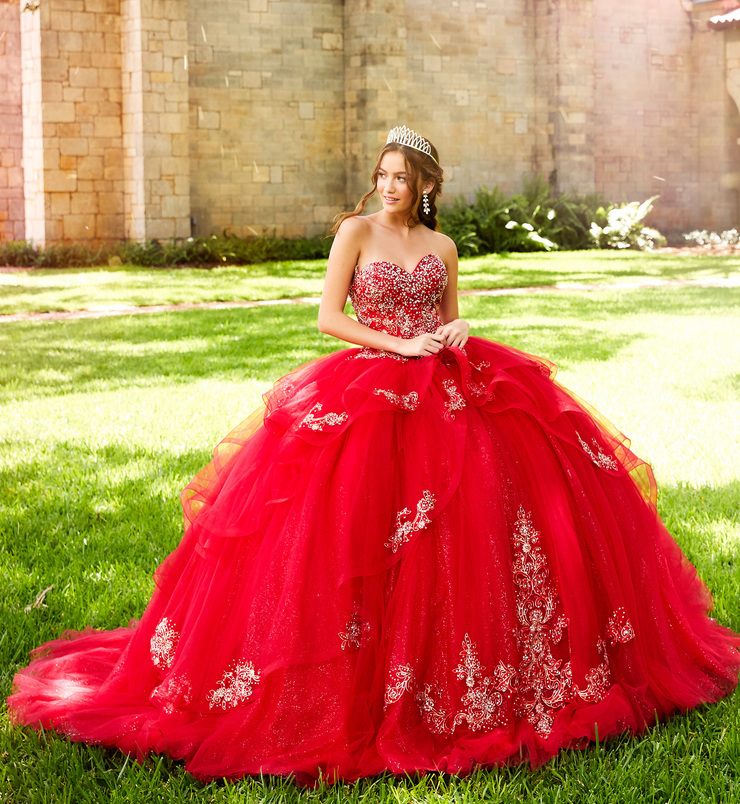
[435,319,470,349]
[396,332,446,357]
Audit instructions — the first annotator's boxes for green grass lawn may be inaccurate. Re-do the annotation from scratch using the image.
[0,261,738,802]
[1,250,738,316]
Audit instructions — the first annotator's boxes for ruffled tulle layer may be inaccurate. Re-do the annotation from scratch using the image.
[8,338,740,784]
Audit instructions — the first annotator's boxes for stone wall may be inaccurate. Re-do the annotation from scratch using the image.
[121,0,190,241]
[2,0,737,245]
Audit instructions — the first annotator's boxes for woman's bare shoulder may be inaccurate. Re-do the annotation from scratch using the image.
[429,231,458,264]
[336,214,372,239]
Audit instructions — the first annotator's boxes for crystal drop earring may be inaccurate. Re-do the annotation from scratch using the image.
[422,193,431,216]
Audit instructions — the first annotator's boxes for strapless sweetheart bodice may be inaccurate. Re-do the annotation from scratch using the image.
[348,253,447,339]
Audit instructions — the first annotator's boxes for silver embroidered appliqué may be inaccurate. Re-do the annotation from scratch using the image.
[385,490,435,552]
[299,403,349,431]
[274,377,296,407]
[499,507,618,736]
[606,607,636,645]
[384,664,416,709]
[351,348,409,362]
[207,660,261,710]
[385,634,513,734]
[442,379,466,421]
[576,432,619,471]
[150,618,179,670]
[339,607,370,651]
[373,388,420,410]
[467,381,488,399]
[383,510,630,738]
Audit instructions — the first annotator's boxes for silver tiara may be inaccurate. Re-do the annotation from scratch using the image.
[386,125,437,163]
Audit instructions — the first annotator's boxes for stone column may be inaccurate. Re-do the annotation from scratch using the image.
[707,27,740,228]
[0,0,25,241]
[534,0,595,194]
[20,0,125,245]
[121,0,190,241]
[20,1,45,243]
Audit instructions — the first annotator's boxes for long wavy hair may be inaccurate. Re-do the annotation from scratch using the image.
[331,139,444,235]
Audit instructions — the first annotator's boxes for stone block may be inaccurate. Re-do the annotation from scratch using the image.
[161,194,189,217]
[96,13,120,34]
[43,102,75,123]
[69,67,100,88]
[99,69,121,88]
[96,214,124,240]
[160,156,186,175]
[85,0,118,13]
[94,117,122,138]
[63,214,94,240]
[63,87,86,103]
[252,164,270,183]
[49,10,72,31]
[77,155,105,180]
[199,110,220,129]
[424,54,441,72]
[146,218,175,239]
[71,193,99,215]
[98,192,124,214]
[164,82,189,103]
[174,174,189,195]
[57,123,81,138]
[71,13,98,33]
[322,32,343,51]
[60,137,89,156]
[82,33,106,53]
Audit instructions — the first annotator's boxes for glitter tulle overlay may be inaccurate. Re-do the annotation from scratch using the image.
[8,254,739,783]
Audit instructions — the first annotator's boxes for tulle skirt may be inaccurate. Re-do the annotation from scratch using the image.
[8,338,740,784]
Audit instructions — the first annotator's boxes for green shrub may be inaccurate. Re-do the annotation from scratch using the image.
[0,233,333,268]
[590,197,666,251]
[439,185,558,254]
[439,177,615,254]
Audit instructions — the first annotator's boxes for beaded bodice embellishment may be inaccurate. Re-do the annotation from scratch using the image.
[349,254,447,339]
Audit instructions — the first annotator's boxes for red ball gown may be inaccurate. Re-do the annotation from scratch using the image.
[8,254,740,784]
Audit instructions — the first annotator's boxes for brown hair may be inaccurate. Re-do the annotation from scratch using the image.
[331,139,444,235]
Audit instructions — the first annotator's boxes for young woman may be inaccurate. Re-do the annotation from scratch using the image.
[8,126,740,785]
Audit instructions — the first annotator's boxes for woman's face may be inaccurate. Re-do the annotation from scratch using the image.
[376,150,415,216]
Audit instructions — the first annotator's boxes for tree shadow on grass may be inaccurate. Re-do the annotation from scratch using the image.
[0,438,207,682]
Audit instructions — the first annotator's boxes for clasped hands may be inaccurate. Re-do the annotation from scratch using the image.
[397,319,470,357]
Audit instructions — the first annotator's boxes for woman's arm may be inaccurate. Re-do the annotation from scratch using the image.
[436,240,470,348]
[318,219,445,357]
